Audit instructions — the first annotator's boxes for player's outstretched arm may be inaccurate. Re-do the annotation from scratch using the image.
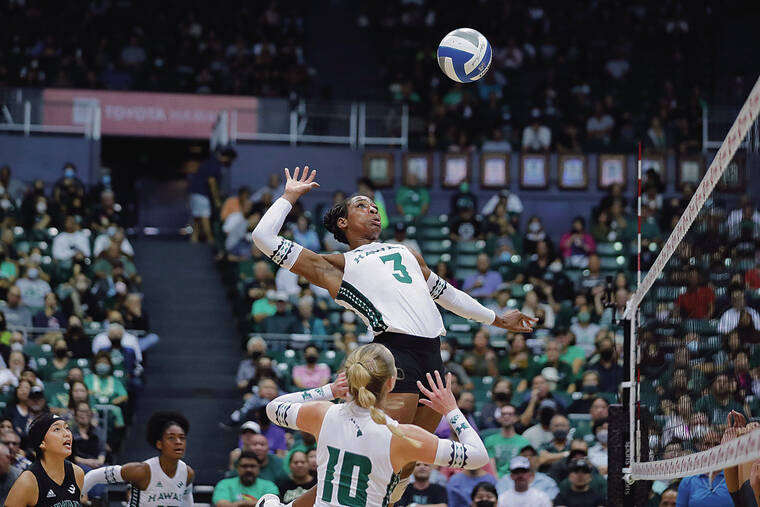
[390,371,488,471]
[82,462,151,496]
[251,166,344,298]
[265,373,349,435]
[408,248,537,332]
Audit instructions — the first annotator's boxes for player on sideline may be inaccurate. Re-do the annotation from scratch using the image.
[256,342,490,507]
[252,166,536,502]
[81,411,195,506]
[6,414,84,507]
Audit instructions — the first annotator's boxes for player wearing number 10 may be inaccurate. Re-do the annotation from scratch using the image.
[251,166,536,504]
[256,343,490,507]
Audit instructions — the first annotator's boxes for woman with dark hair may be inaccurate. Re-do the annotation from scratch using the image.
[3,379,32,437]
[5,413,84,506]
[82,411,196,505]
[470,481,498,507]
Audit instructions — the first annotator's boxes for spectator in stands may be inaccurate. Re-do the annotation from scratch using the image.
[553,458,606,507]
[479,378,513,430]
[85,351,128,409]
[496,455,552,506]
[0,350,25,389]
[695,374,744,425]
[451,199,484,242]
[32,291,66,330]
[212,450,279,506]
[248,432,289,485]
[484,403,531,478]
[223,198,256,260]
[441,338,473,390]
[487,287,513,337]
[462,253,502,298]
[598,286,629,329]
[52,215,91,262]
[555,328,585,377]
[252,173,285,204]
[590,337,623,394]
[523,216,549,256]
[92,316,142,364]
[645,116,668,153]
[658,485,678,507]
[121,293,159,352]
[560,217,596,268]
[221,186,251,222]
[555,123,581,154]
[481,189,523,218]
[447,470,497,507]
[521,109,551,153]
[88,190,122,233]
[675,267,715,319]
[64,315,91,359]
[14,266,50,312]
[52,163,85,212]
[276,449,316,503]
[718,288,760,335]
[228,420,260,471]
[292,344,331,389]
[261,292,297,334]
[392,222,421,253]
[237,336,267,390]
[521,340,573,393]
[291,215,321,252]
[547,439,599,485]
[71,401,105,469]
[462,327,499,377]
[499,333,533,377]
[0,165,26,203]
[188,148,236,244]
[521,290,556,331]
[585,102,615,150]
[451,181,478,217]
[568,377,606,420]
[576,254,605,296]
[38,338,74,383]
[1,429,31,472]
[0,441,21,504]
[496,444,558,500]
[520,400,565,450]
[570,303,600,357]
[2,380,31,436]
[93,225,134,258]
[587,419,609,476]
[357,178,389,228]
[395,172,429,218]
[481,127,512,152]
[537,415,572,471]
[397,462,448,506]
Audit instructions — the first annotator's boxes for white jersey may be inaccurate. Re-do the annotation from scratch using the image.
[129,457,190,507]
[314,403,398,507]
[339,242,445,338]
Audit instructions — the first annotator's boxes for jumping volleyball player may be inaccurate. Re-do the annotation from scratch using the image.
[81,411,195,506]
[251,167,536,503]
[6,414,84,507]
[256,343,490,507]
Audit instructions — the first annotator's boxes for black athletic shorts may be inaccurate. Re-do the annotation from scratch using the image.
[373,332,443,394]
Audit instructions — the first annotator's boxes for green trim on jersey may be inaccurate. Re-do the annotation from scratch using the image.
[336,281,388,333]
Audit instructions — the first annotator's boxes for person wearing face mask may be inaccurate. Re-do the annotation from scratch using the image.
[237,336,268,390]
[468,481,499,507]
[84,352,128,411]
[37,338,74,383]
[537,415,572,471]
[569,303,601,357]
[590,337,623,394]
[91,311,143,364]
[14,267,51,311]
[586,419,609,476]
[523,216,549,256]
[52,162,86,209]
[292,344,331,389]
[567,372,603,415]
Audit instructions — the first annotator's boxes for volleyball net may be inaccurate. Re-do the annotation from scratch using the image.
[621,76,760,484]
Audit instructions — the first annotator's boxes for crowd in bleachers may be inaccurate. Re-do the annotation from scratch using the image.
[0,162,156,503]
[0,0,310,97]
[359,0,713,153]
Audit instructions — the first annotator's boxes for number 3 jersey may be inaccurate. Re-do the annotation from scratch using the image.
[338,242,445,338]
[314,403,398,507]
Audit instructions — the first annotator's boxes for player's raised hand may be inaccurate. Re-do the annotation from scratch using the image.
[417,371,457,416]
[492,309,538,333]
[283,166,320,202]
[330,372,349,399]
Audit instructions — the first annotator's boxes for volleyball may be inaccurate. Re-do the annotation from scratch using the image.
[436,28,492,83]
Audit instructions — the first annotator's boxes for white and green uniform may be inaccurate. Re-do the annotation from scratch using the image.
[314,402,399,507]
[129,457,189,507]
[338,242,445,337]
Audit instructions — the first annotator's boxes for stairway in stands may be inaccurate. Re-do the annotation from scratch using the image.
[119,237,241,485]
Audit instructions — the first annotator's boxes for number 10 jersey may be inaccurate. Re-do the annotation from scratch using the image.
[338,242,445,338]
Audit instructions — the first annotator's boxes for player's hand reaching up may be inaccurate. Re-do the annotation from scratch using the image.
[492,309,538,333]
[283,166,319,204]
[417,371,457,416]
[330,372,349,399]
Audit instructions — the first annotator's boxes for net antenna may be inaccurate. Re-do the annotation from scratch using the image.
[624,75,760,482]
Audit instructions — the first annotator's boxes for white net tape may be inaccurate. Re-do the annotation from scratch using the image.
[629,75,760,481]
[624,76,760,320]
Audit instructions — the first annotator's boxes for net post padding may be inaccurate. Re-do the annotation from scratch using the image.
[609,404,650,505]
[623,75,760,320]
[632,427,760,481]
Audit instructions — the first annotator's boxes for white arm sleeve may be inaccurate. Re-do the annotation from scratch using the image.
[433,409,489,470]
[251,197,303,270]
[266,384,335,430]
[427,272,496,325]
[83,465,123,495]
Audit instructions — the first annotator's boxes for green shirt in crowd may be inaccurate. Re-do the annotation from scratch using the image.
[212,477,279,505]
[484,432,531,478]
[395,186,430,217]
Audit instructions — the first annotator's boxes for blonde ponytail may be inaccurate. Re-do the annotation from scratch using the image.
[343,343,422,448]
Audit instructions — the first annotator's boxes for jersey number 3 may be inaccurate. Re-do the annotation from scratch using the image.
[322,446,372,506]
[380,253,412,284]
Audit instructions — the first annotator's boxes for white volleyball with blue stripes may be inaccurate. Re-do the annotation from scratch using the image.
[437,28,492,83]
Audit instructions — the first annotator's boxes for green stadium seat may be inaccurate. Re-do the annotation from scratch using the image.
[655,285,687,301]
[418,227,450,240]
[683,319,718,335]
[600,256,626,270]
[424,253,452,266]
[456,240,486,254]
[471,376,494,403]
[479,428,501,439]
[24,343,53,360]
[237,259,256,281]
[419,215,448,227]
[596,242,624,256]
[455,268,478,280]
[421,239,452,254]
[456,254,479,269]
